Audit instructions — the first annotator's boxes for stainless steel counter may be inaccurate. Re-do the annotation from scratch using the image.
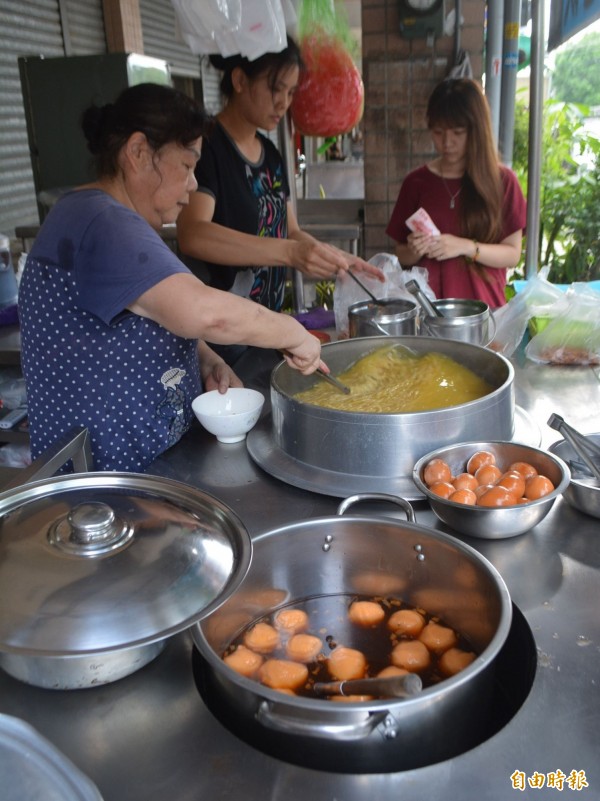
[1,348,599,799]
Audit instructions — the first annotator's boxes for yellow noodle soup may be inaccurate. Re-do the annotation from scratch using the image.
[295,344,493,413]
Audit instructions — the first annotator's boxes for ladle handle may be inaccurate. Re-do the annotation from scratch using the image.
[347,268,379,303]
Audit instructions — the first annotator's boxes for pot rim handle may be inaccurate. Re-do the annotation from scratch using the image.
[257,700,390,741]
[336,493,416,523]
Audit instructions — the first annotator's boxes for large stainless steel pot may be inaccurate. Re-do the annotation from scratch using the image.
[0,428,252,689]
[192,495,513,774]
[269,336,514,481]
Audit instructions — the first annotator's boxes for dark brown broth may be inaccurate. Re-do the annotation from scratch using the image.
[223,593,477,698]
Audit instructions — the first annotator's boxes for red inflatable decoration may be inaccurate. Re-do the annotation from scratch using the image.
[291,32,364,137]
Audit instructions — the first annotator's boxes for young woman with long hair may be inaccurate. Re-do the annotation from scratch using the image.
[386,78,526,308]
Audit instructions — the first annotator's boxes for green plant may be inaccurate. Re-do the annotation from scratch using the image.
[512,95,600,283]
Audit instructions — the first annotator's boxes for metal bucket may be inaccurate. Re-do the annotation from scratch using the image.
[348,298,418,337]
[421,299,495,346]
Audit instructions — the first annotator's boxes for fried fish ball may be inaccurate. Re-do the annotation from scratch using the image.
[387,608,425,636]
[223,645,263,678]
[274,608,309,634]
[327,646,367,680]
[285,633,323,663]
[418,621,458,655]
[243,622,280,654]
[348,600,385,627]
[438,647,477,677]
[467,450,496,475]
[258,659,309,690]
[391,640,431,672]
[423,458,452,487]
[330,695,373,702]
[377,665,409,678]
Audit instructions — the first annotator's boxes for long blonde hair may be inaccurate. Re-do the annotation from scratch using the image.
[426,78,503,244]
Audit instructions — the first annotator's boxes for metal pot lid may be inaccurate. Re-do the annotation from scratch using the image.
[0,472,252,657]
[0,713,103,801]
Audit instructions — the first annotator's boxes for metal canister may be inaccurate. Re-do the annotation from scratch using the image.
[421,298,495,346]
[348,298,417,337]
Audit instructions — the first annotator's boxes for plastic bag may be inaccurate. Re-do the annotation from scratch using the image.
[0,443,31,467]
[171,0,294,60]
[489,267,566,357]
[525,283,600,365]
[333,254,434,338]
[290,0,364,137]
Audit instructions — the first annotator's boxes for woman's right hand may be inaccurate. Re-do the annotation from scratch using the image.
[282,331,324,375]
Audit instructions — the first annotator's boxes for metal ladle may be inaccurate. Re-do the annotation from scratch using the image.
[313,672,422,699]
[347,268,383,304]
[547,413,600,484]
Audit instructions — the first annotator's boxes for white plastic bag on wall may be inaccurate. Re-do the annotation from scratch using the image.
[172,0,295,59]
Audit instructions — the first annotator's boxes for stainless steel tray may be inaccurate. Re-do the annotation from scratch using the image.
[247,406,541,500]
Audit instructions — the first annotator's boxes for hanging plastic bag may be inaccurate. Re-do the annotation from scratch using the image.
[171,0,293,60]
[525,283,600,365]
[333,254,434,338]
[489,267,566,358]
[291,0,364,137]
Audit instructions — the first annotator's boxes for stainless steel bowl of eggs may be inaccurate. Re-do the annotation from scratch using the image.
[412,441,571,539]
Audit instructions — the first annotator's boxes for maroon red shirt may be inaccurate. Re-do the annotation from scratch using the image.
[386,165,527,308]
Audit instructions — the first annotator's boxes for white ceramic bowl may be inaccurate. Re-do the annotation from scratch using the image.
[192,388,265,444]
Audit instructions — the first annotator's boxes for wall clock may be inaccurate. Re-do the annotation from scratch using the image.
[398,0,445,39]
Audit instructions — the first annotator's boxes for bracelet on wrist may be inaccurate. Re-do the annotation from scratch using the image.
[465,240,480,264]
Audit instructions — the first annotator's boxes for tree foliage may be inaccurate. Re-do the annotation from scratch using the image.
[552,32,600,106]
[512,94,600,283]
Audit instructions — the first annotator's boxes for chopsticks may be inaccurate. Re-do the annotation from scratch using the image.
[316,368,351,395]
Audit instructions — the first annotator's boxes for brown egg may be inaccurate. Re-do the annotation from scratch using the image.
[258,659,309,690]
[497,470,526,499]
[285,633,323,663]
[477,485,518,507]
[327,646,367,680]
[508,461,538,480]
[243,622,280,654]
[377,665,409,678]
[387,608,425,636]
[429,481,456,499]
[438,647,477,677]
[390,640,431,672]
[474,463,502,486]
[452,472,479,492]
[223,644,263,678]
[448,488,477,505]
[474,483,494,499]
[418,621,458,655]
[524,474,555,500]
[274,608,309,634]
[348,600,385,627]
[466,450,496,475]
[423,458,452,487]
